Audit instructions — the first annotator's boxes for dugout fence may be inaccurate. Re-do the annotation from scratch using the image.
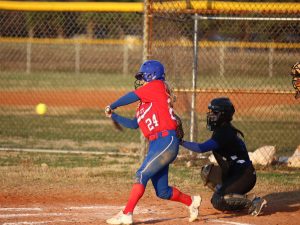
[0,1,299,167]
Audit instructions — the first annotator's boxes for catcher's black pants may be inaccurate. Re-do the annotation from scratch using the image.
[218,163,256,195]
[211,163,257,211]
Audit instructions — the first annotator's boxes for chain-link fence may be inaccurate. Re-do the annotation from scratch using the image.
[0,3,145,155]
[147,0,300,167]
[0,1,299,167]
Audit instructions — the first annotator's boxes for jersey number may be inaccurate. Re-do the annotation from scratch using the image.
[145,114,159,131]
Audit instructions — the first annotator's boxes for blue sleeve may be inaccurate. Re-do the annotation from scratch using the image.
[110,92,140,110]
[111,113,139,129]
[181,139,219,153]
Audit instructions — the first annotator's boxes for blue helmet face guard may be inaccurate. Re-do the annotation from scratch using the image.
[135,60,165,83]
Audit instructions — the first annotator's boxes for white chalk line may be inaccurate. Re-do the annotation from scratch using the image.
[0,206,255,225]
[3,220,73,225]
[65,205,164,214]
[65,205,123,210]
[0,213,69,219]
[207,219,253,225]
[0,208,42,212]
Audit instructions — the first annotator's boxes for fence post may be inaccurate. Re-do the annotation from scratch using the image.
[269,46,274,77]
[139,0,152,163]
[26,28,33,74]
[75,41,81,74]
[190,13,199,145]
[220,44,225,77]
[123,38,129,76]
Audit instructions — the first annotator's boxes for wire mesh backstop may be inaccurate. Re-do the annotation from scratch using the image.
[0,1,299,166]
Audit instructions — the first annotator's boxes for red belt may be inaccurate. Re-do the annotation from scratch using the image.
[148,130,169,141]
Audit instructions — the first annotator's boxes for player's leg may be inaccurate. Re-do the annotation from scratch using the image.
[220,164,256,195]
[106,182,145,224]
[136,135,179,185]
[210,165,255,211]
[107,135,179,225]
[151,162,201,222]
[210,164,266,215]
[151,165,192,205]
[106,146,160,224]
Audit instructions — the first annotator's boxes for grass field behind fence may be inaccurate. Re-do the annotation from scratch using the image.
[0,71,299,156]
[0,71,292,91]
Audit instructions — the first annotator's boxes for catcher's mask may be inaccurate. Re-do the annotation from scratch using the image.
[290,62,300,99]
[207,97,235,131]
[134,60,165,89]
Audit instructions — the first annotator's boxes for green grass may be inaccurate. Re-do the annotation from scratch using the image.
[0,107,140,152]
[0,151,138,168]
[0,151,298,192]
[0,106,299,155]
[0,71,292,91]
[0,72,134,90]
[174,74,292,91]
[258,171,300,187]
[0,71,298,155]
[180,105,300,155]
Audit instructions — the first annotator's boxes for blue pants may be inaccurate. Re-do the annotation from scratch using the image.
[135,130,179,200]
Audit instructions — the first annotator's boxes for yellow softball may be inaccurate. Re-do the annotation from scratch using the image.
[35,103,47,115]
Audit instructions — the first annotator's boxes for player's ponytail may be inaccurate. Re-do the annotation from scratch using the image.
[230,124,245,139]
[164,81,177,106]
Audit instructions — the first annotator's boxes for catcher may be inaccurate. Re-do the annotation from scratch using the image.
[105,60,200,224]
[290,61,300,99]
[181,97,267,216]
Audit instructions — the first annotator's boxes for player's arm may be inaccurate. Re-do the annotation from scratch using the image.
[111,113,139,129]
[110,92,140,110]
[181,139,219,153]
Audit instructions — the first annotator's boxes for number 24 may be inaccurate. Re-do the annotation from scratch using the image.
[145,114,159,131]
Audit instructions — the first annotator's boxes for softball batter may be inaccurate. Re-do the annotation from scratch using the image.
[105,60,201,224]
[181,97,267,216]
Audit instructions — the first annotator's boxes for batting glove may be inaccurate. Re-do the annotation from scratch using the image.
[105,105,113,118]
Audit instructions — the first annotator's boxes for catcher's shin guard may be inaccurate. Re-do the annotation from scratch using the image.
[211,193,252,211]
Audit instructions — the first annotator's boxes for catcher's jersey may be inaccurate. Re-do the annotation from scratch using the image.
[134,80,177,138]
[212,124,250,171]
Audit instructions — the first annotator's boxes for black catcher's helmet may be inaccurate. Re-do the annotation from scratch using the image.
[290,62,300,99]
[207,97,235,131]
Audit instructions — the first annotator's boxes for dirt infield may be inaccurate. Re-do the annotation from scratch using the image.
[1,187,299,225]
[0,90,299,225]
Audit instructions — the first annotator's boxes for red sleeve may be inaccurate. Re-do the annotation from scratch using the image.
[134,80,164,102]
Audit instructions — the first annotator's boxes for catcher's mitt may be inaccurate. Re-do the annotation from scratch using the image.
[174,114,184,140]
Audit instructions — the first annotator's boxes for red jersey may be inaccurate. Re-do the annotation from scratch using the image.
[134,80,177,138]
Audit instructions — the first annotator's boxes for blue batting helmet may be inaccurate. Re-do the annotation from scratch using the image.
[135,60,165,82]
